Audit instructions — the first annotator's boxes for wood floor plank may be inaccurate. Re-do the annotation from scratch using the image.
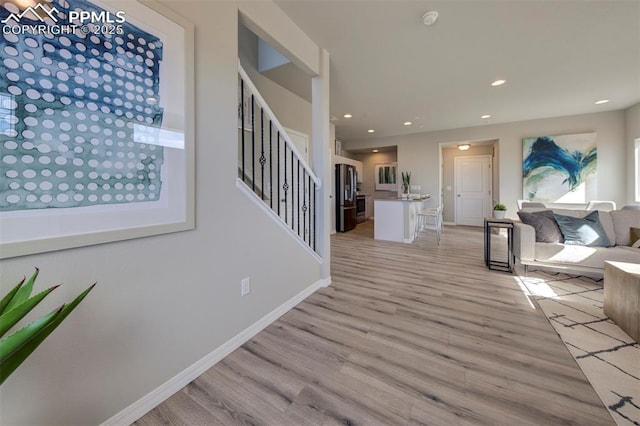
[136,221,614,425]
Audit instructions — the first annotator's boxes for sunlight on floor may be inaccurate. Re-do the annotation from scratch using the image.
[514,275,562,309]
[514,275,561,307]
[513,277,537,310]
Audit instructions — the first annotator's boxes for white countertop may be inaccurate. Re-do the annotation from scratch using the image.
[375,197,430,202]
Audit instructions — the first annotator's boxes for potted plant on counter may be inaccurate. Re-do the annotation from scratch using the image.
[493,203,507,219]
[401,171,411,197]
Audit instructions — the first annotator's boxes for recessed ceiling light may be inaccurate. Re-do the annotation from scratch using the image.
[330,115,338,121]
[595,99,609,105]
[491,79,506,87]
[457,144,471,151]
[368,129,375,133]
[404,121,412,126]
[422,11,439,26]
[372,149,379,153]
[481,114,491,119]
[343,113,353,118]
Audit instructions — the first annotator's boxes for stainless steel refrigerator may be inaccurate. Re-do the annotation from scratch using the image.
[335,163,357,232]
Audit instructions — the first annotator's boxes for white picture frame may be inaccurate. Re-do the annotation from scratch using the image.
[375,163,398,191]
[0,0,195,258]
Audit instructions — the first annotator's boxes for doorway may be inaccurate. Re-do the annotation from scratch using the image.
[454,155,492,226]
[284,127,309,164]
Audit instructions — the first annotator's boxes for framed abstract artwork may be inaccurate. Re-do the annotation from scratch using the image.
[522,133,597,203]
[374,163,397,191]
[0,0,195,258]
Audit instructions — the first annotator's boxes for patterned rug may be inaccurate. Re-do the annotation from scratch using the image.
[517,270,640,426]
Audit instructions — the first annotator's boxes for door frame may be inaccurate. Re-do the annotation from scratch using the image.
[284,127,309,164]
[454,154,493,226]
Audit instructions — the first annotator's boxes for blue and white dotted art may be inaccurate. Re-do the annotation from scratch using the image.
[0,0,165,211]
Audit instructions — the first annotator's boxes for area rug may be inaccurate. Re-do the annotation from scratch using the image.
[517,270,640,426]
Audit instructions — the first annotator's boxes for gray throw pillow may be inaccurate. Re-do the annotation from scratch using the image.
[553,210,612,247]
[517,210,563,243]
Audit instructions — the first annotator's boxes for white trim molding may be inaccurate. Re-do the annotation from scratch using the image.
[101,277,330,426]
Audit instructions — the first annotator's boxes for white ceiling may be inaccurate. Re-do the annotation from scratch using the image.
[273,0,640,142]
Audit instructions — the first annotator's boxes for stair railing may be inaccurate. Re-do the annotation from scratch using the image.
[238,63,321,252]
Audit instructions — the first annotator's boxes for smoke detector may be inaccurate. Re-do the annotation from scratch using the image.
[422,11,439,26]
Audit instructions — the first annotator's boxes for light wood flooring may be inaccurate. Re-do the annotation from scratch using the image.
[135,221,614,425]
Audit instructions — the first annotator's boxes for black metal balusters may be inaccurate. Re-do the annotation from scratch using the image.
[260,109,265,200]
[238,71,318,253]
[283,142,288,224]
[269,121,273,209]
[241,79,245,182]
[251,95,255,192]
[303,174,307,243]
[290,149,294,231]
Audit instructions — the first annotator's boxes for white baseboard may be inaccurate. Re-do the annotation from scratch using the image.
[100,276,331,426]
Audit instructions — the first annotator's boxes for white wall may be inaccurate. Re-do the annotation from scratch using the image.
[346,110,628,218]
[626,103,640,203]
[0,2,325,425]
[238,25,313,142]
[353,151,398,199]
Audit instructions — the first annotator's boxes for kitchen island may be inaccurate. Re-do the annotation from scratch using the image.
[374,197,429,243]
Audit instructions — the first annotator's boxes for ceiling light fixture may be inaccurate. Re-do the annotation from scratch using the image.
[404,121,412,126]
[457,144,471,151]
[368,129,375,133]
[491,79,506,87]
[343,113,353,118]
[481,114,491,119]
[372,149,379,153]
[422,11,439,26]
[595,99,609,105]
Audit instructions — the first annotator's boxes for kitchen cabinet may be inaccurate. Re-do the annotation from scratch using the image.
[374,198,428,243]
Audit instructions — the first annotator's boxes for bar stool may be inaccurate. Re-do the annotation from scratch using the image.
[414,206,443,245]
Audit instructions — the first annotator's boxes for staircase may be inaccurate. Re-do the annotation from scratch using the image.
[237,63,321,253]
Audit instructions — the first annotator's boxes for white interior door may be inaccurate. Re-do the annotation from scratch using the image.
[284,127,309,164]
[455,156,492,226]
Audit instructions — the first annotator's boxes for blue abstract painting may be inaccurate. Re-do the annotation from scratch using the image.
[0,0,165,211]
[523,133,597,203]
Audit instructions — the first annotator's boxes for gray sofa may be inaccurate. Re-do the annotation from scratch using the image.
[513,208,640,275]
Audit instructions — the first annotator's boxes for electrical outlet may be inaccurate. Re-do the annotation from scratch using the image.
[241,277,250,296]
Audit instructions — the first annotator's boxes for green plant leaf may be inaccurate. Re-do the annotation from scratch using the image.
[4,268,39,313]
[0,279,25,316]
[0,283,95,385]
[0,285,60,337]
[0,306,62,365]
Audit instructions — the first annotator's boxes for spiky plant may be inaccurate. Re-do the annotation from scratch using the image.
[401,171,411,192]
[0,268,95,385]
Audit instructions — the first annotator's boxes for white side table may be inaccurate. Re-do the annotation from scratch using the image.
[604,261,640,343]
